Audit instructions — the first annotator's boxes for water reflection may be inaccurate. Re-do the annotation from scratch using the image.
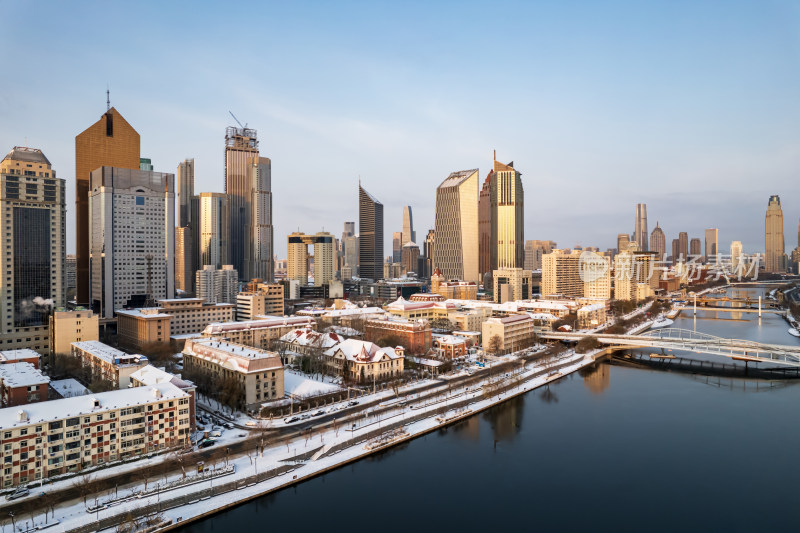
[580,363,610,395]
[483,396,524,442]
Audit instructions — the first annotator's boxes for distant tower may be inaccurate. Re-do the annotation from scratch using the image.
[690,238,701,258]
[478,171,492,281]
[359,183,384,282]
[731,241,743,271]
[650,222,666,259]
[671,239,680,264]
[199,193,229,269]
[392,232,402,263]
[634,204,648,251]
[402,206,416,245]
[765,195,786,272]
[224,124,259,280]
[490,156,524,270]
[617,234,630,254]
[704,228,719,263]
[678,232,689,261]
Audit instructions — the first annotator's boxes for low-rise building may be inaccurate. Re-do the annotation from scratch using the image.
[385,297,456,322]
[0,363,50,407]
[450,307,492,332]
[277,327,344,360]
[482,314,534,354]
[70,341,149,389]
[433,335,467,359]
[201,316,315,351]
[364,317,431,355]
[130,365,196,428]
[0,381,191,487]
[49,378,90,399]
[577,303,607,329]
[0,349,41,369]
[49,308,99,357]
[182,338,284,410]
[323,339,404,383]
[493,267,533,303]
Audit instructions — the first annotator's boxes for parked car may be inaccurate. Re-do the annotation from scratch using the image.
[245,421,258,427]
[224,422,234,429]
[348,400,359,406]
[5,487,29,500]
[211,431,222,438]
[199,439,215,448]
[284,416,299,424]
[313,410,325,417]
[300,413,312,420]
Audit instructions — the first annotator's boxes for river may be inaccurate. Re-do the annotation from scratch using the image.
[180,286,800,532]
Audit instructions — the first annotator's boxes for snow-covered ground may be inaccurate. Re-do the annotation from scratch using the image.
[283,371,342,398]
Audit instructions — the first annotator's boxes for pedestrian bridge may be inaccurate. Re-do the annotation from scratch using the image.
[540,328,800,367]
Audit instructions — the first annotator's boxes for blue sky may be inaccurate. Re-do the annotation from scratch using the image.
[2,0,799,258]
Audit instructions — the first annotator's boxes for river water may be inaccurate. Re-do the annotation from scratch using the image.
[181,286,800,532]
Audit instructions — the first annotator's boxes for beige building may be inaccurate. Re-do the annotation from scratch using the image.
[287,232,336,286]
[451,307,492,332]
[430,270,478,300]
[175,226,193,294]
[765,195,786,272]
[524,240,556,271]
[49,308,99,356]
[385,298,456,322]
[182,337,284,410]
[581,252,612,300]
[541,249,583,298]
[577,303,607,329]
[117,298,235,351]
[434,169,479,283]
[199,192,229,268]
[614,250,657,301]
[323,339,404,383]
[71,341,149,389]
[0,381,190,487]
[201,316,315,351]
[196,265,238,304]
[489,158,525,270]
[482,314,534,354]
[493,267,533,303]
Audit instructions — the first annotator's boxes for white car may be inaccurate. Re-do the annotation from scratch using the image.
[5,487,29,501]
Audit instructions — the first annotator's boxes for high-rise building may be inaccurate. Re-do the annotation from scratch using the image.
[617,234,630,255]
[401,242,420,275]
[650,223,666,259]
[175,227,193,294]
[177,159,194,228]
[196,265,238,304]
[243,157,274,282]
[731,241,743,271]
[478,171,492,281]
[541,249,583,298]
[341,222,358,279]
[424,229,435,279]
[434,169,479,283]
[678,232,689,262]
[524,240,557,271]
[175,159,197,293]
[89,167,175,318]
[224,125,261,281]
[490,157,524,270]
[705,228,719,263]
[690,238,701,258]
[402,206,416,246]
[671,239,680,264]
[200,192,229,269]
[358,183,384,282]
[765,195,786,272]
[0,147,66,354]
[75,107,141,304]
[392,231,402,263]
[634,203,648,251]
[287,232,336,286]
[614,251,657,301]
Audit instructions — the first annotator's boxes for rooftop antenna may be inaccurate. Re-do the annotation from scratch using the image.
[106,85,110,111]
[228,111,247,129]
[493,149,496,161]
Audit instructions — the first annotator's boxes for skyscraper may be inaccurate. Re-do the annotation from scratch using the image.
[224,125,259,280]
[690,238,701,258]
[489,157,524,270]
[765,195,786,272]
[244,157,274,282]
[650,222,666,258]
[358,183,384,282]
[634,203,648,251]
[671,239,680,264]
[392,232,402,263]
[524,240,557,271]
[705,228,719,263]
[341,221,358,279]
[434,169,479,282]
[402,206,416,245]
[678,232,689,261]
[177,159,194,228]
[287,232,336,286]
[478,172,492,281]
[176,159,196,293]
[175,227,193,294]
[0,147,65,354]
[75,107,141,304]
[617,234,630,254]
[89,166,174,318]
[424,229,435,279]
[731,241,743,271]
[200,192,229,269]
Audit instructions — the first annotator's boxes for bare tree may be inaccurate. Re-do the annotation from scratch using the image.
[73,474,95,507]
[487,335,502,355]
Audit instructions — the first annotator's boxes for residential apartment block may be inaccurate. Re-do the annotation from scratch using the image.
[70,341,149,389]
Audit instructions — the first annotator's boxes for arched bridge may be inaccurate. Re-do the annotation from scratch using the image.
[540,328,800,367]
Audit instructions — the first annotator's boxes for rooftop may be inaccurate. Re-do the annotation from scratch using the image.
[324,339,402,363]
[50,379,90,399]
[115,308,172,319]
[71,341,148,367]
[130,365,193,389]
[2,146,51,166]
[0,381,187,429]
[438,169,478,189]
[203,316,314,335]
[183,338,283,373]
[0,349,40,363]
[0,363,49,388]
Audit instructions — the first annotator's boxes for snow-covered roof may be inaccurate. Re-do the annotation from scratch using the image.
[323,339,402,363]
[203,316,314,335]
[115,308,172,319]
[130,365,193,390]
[578,303,606,313]
[183,338,283,374]
[50,379,90,398]
[284,372,341,398]
[0,349,40,363]
[433,335,466,346]
[279,327,343,349]
[386,297,455,312]
[0,381,188,429]
[71,341,148,367]
[323,306,385,318]
[527,312,558,321]
[0,363,49,388]
[406,356,444,367]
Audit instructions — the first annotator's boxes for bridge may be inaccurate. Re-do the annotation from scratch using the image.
[693,296,782,309]
[540,328,800,367]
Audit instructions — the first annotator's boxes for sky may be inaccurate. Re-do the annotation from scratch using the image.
[2,0,800,259]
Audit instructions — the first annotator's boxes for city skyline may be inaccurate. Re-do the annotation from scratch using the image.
[2,2,799,259]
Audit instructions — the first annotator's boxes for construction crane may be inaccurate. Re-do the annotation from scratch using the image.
[229,111,247,129]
